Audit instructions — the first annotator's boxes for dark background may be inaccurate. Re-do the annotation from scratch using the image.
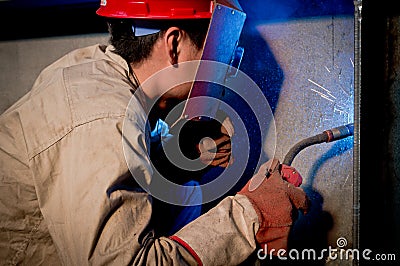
[359,0,400,262]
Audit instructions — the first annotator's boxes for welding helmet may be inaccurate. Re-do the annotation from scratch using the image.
[96,0,214,19]
[97,0,214,36]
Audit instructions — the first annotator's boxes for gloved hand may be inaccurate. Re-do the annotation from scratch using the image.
[196,116,234,168]
[178,111,234,169]
[150,114,234,184]
[237,158,309,255]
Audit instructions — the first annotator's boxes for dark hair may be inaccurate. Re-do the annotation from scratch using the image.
[107,18,210,65]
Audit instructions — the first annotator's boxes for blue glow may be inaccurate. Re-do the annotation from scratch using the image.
[239,0,354,23]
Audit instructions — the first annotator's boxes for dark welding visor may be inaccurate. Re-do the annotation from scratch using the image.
[169,0,246,131]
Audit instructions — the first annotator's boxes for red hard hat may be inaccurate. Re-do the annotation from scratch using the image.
[96,0,214,19]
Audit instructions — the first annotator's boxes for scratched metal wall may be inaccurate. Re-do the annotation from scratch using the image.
[234,1,355,261]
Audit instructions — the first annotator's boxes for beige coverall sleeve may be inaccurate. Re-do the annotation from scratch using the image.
[30,114,192,265]
[31,112,259,265]
[173,194,260,266]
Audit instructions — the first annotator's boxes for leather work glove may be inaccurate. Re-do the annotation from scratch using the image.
[196,116,234,168]
[178,112,234,169]
[237,158,310,255]
[150,114,233,184]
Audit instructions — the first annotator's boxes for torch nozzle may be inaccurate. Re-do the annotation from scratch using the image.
[323,123,354,142]
[282,123,354,166]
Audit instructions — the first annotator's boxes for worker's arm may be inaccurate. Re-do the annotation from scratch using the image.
[29,101,257,265]
[31,103,303,265]
[171,194,259,265]
[172,159,309,264]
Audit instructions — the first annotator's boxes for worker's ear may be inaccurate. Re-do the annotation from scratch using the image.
[164,27,182,66]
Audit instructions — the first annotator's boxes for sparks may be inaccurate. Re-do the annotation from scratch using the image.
[310,88,335,102]
[308,79,337,99]
[307,56,354,126]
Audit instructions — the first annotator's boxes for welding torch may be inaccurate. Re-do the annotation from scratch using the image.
[282,123,354,166]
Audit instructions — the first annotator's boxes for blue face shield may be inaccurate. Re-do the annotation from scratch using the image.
[169,0,246,132]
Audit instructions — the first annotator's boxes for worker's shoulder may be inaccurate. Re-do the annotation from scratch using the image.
[12,44,136,159]
[31,44,134,122]
[62,45,135,124]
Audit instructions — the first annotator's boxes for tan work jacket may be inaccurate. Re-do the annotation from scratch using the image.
[0,44,259,265]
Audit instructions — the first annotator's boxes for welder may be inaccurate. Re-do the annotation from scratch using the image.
[0,0,309,264]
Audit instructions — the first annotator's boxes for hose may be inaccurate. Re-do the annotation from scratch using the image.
[282,123,354,166]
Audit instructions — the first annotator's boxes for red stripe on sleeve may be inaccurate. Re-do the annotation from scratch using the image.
[169,235,203,266]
